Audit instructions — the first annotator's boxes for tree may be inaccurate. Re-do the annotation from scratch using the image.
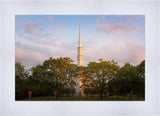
[81,59,120,100]
[31,57,78,95]
[112,62,145,97]
[137,60,145,78]
[15,62,28,79]
[15,62,29,99]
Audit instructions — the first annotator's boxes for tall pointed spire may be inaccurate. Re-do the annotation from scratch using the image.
[79,24,82,47]
[77,24,83,67]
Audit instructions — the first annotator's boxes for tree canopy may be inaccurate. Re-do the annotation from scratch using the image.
[31,57,78,94]
[81,59,120,99]
[15,58,145,100]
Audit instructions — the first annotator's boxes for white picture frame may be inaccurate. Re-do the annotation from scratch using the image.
[0,0,160,116]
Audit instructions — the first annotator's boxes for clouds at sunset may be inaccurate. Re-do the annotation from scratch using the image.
[83,37,144,66]
[90,38,104,43]
[15,15,145,68]
[96,23,140,34]
[25,20,42,36]
[16,32,62,47]
[15,44,47,66]
[45,16,63,27]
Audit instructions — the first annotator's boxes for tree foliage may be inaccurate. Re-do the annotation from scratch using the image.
[137,60,145,78]
[15,62,29,99]
[81,59,120,99]
[15,57,79,99]
[109,61,145,97]
[31,57,78,93]
[15,58,145,100]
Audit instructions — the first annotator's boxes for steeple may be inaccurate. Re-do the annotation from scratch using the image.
[79,24,82,47]
[77,24,83,67]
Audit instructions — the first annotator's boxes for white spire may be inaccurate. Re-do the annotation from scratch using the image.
[79,24,82,47]
[77,24,83,67]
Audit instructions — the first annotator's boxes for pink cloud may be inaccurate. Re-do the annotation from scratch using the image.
[83,39,144,66]
[25,20,42,36]
[114,41,144,65]
[15,37,144,67]
[46,30,52,36]
[15,32,62,47]
[15,41,77,67]
[15,45,47,66]
[96,23,140,34]
[106,41,144,63]
[15,33,23,37]
[108,38,129,46]
[91,38,103,43]
[56,29,60,33]
[37,38,62,46]
[46,16,63,27]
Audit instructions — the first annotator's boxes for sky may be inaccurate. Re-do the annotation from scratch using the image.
[15,15,145,68]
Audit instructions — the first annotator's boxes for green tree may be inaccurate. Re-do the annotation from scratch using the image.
[112,62,145,97]
[31,57,78,95]
[15,62,29,99]
[15,62,28,79]
[137,60,145,78]
[136,60,145,97]
[82,59,120,100]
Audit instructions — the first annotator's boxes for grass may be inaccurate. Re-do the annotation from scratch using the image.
[18,95,145,101]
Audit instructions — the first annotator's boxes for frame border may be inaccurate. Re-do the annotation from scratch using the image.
[1,0,160,116]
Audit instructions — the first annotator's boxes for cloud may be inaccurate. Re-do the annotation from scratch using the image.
[15,33,24,37]
[105,41,144,65]
[25,20,42,36]
[83,38,144,66]
[15,37,144,68]
[108,38,129,46]
[96,23,140,34]
[45,30,52,36]
[36,38,62,46]
[56,29,60,33]
[15,44,47,66]
[45,16,63,27]
[16,32,62,47]
[15,16,144,68]
[90,38,103,43]
[15,41,77,67]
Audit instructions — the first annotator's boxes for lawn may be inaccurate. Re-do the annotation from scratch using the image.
[19,95,145,101]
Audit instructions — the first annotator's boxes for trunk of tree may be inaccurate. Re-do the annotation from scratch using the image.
[100,93,103,100]
[104,94,107,100]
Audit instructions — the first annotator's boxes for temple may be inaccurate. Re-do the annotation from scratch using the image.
[74,24,83,96]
